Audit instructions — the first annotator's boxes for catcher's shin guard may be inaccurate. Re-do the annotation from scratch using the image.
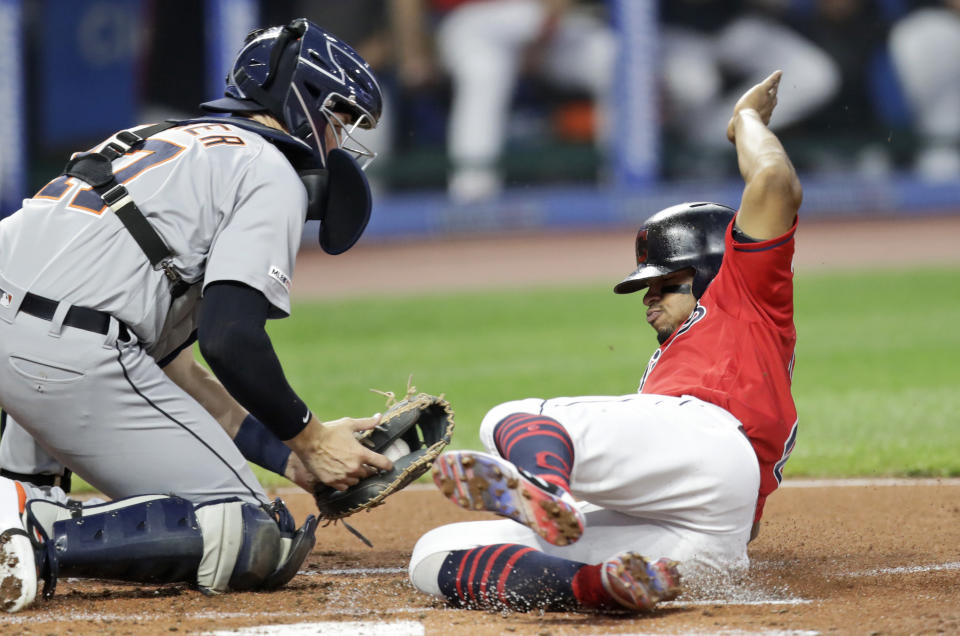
[0,477,37,612]
[432,451,584,546]
[23,495,316,598]
[198,498,318,592]
[26,495,205,598]
[261,512,317,589]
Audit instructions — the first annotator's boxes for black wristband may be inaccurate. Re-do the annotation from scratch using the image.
[233,414,293,474]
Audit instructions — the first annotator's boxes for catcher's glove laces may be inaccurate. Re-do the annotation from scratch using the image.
[312,383,455,529]
[368,374,424,409]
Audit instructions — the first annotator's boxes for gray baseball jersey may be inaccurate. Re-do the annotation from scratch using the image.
[0,121,309,505]
[0,121,306,350]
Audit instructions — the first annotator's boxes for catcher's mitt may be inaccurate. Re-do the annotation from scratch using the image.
[313,392,455,520]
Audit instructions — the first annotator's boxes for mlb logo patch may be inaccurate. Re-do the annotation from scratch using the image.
[269,266,292,291]
[0,291,12,307]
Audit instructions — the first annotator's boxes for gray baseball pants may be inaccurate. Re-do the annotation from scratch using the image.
[0,298,267,507]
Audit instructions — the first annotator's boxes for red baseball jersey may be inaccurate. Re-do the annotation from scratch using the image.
[638,216,799,522]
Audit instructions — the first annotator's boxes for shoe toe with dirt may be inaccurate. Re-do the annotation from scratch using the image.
[0,478,38,613]
[600,551,682,611]
[432,450,585,546]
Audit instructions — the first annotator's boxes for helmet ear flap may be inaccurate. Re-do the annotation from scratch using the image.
[691,256,722,298]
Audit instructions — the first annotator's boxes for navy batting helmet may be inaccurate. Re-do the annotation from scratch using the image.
[613,202,735,298]
[201,18,382,164]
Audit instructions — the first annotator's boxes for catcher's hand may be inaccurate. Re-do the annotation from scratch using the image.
[288,413,393,492]
[312,392,455,520]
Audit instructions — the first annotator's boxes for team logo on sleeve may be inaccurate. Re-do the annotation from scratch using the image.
[675,305,706,337]
[268,266,292,291]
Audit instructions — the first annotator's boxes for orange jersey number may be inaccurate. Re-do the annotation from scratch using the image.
[34,139,186,216]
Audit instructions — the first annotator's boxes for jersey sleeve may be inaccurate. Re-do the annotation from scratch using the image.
[709,215,798,329]
[203,144,307,318]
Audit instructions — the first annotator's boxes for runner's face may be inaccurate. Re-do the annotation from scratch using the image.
[642,270,697,344]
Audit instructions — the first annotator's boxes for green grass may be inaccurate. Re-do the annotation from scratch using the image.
[269,284,654,444]
[265,266,960,481]
[789,267,960,477]
[65,266,960,492]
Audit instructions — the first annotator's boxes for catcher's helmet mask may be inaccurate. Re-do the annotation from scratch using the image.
[614,202,736,299]
[202,18,381,165]
[200,18,382,254]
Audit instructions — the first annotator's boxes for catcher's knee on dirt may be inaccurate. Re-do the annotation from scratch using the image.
[24,495,316,597]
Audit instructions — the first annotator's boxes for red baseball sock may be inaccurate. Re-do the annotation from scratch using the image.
[571,563,617,609]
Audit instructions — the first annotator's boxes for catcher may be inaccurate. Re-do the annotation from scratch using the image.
[0,19,447,613]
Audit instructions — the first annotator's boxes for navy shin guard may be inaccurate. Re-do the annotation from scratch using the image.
[27,496,202,595]
[25,495,316,597]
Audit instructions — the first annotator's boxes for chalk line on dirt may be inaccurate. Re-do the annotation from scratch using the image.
[300,567,408,576]
[0,608,428,627]
[839,561,960,577]
[203,620,424,636]
[665,598,813,607]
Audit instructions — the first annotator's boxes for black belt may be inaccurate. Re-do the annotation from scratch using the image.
[19,292,129,339]
[0,467,73,493]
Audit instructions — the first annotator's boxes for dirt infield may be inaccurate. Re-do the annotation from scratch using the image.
[3,482,958,635]
[3,214,959,634]
[290,214,960,300]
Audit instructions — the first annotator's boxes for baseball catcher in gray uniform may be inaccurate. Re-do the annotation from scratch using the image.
[0,19,395,612]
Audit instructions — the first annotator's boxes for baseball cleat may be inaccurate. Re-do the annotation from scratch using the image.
[600,551,682,611]
[432,450,584,546]
[0,477,37,613]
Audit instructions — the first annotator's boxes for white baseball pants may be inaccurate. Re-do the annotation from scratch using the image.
[411,393,759,586]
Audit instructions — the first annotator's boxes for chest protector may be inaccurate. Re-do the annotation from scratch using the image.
[61,117,371,293]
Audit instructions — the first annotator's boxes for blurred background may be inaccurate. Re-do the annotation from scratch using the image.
[1,0,959,236]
